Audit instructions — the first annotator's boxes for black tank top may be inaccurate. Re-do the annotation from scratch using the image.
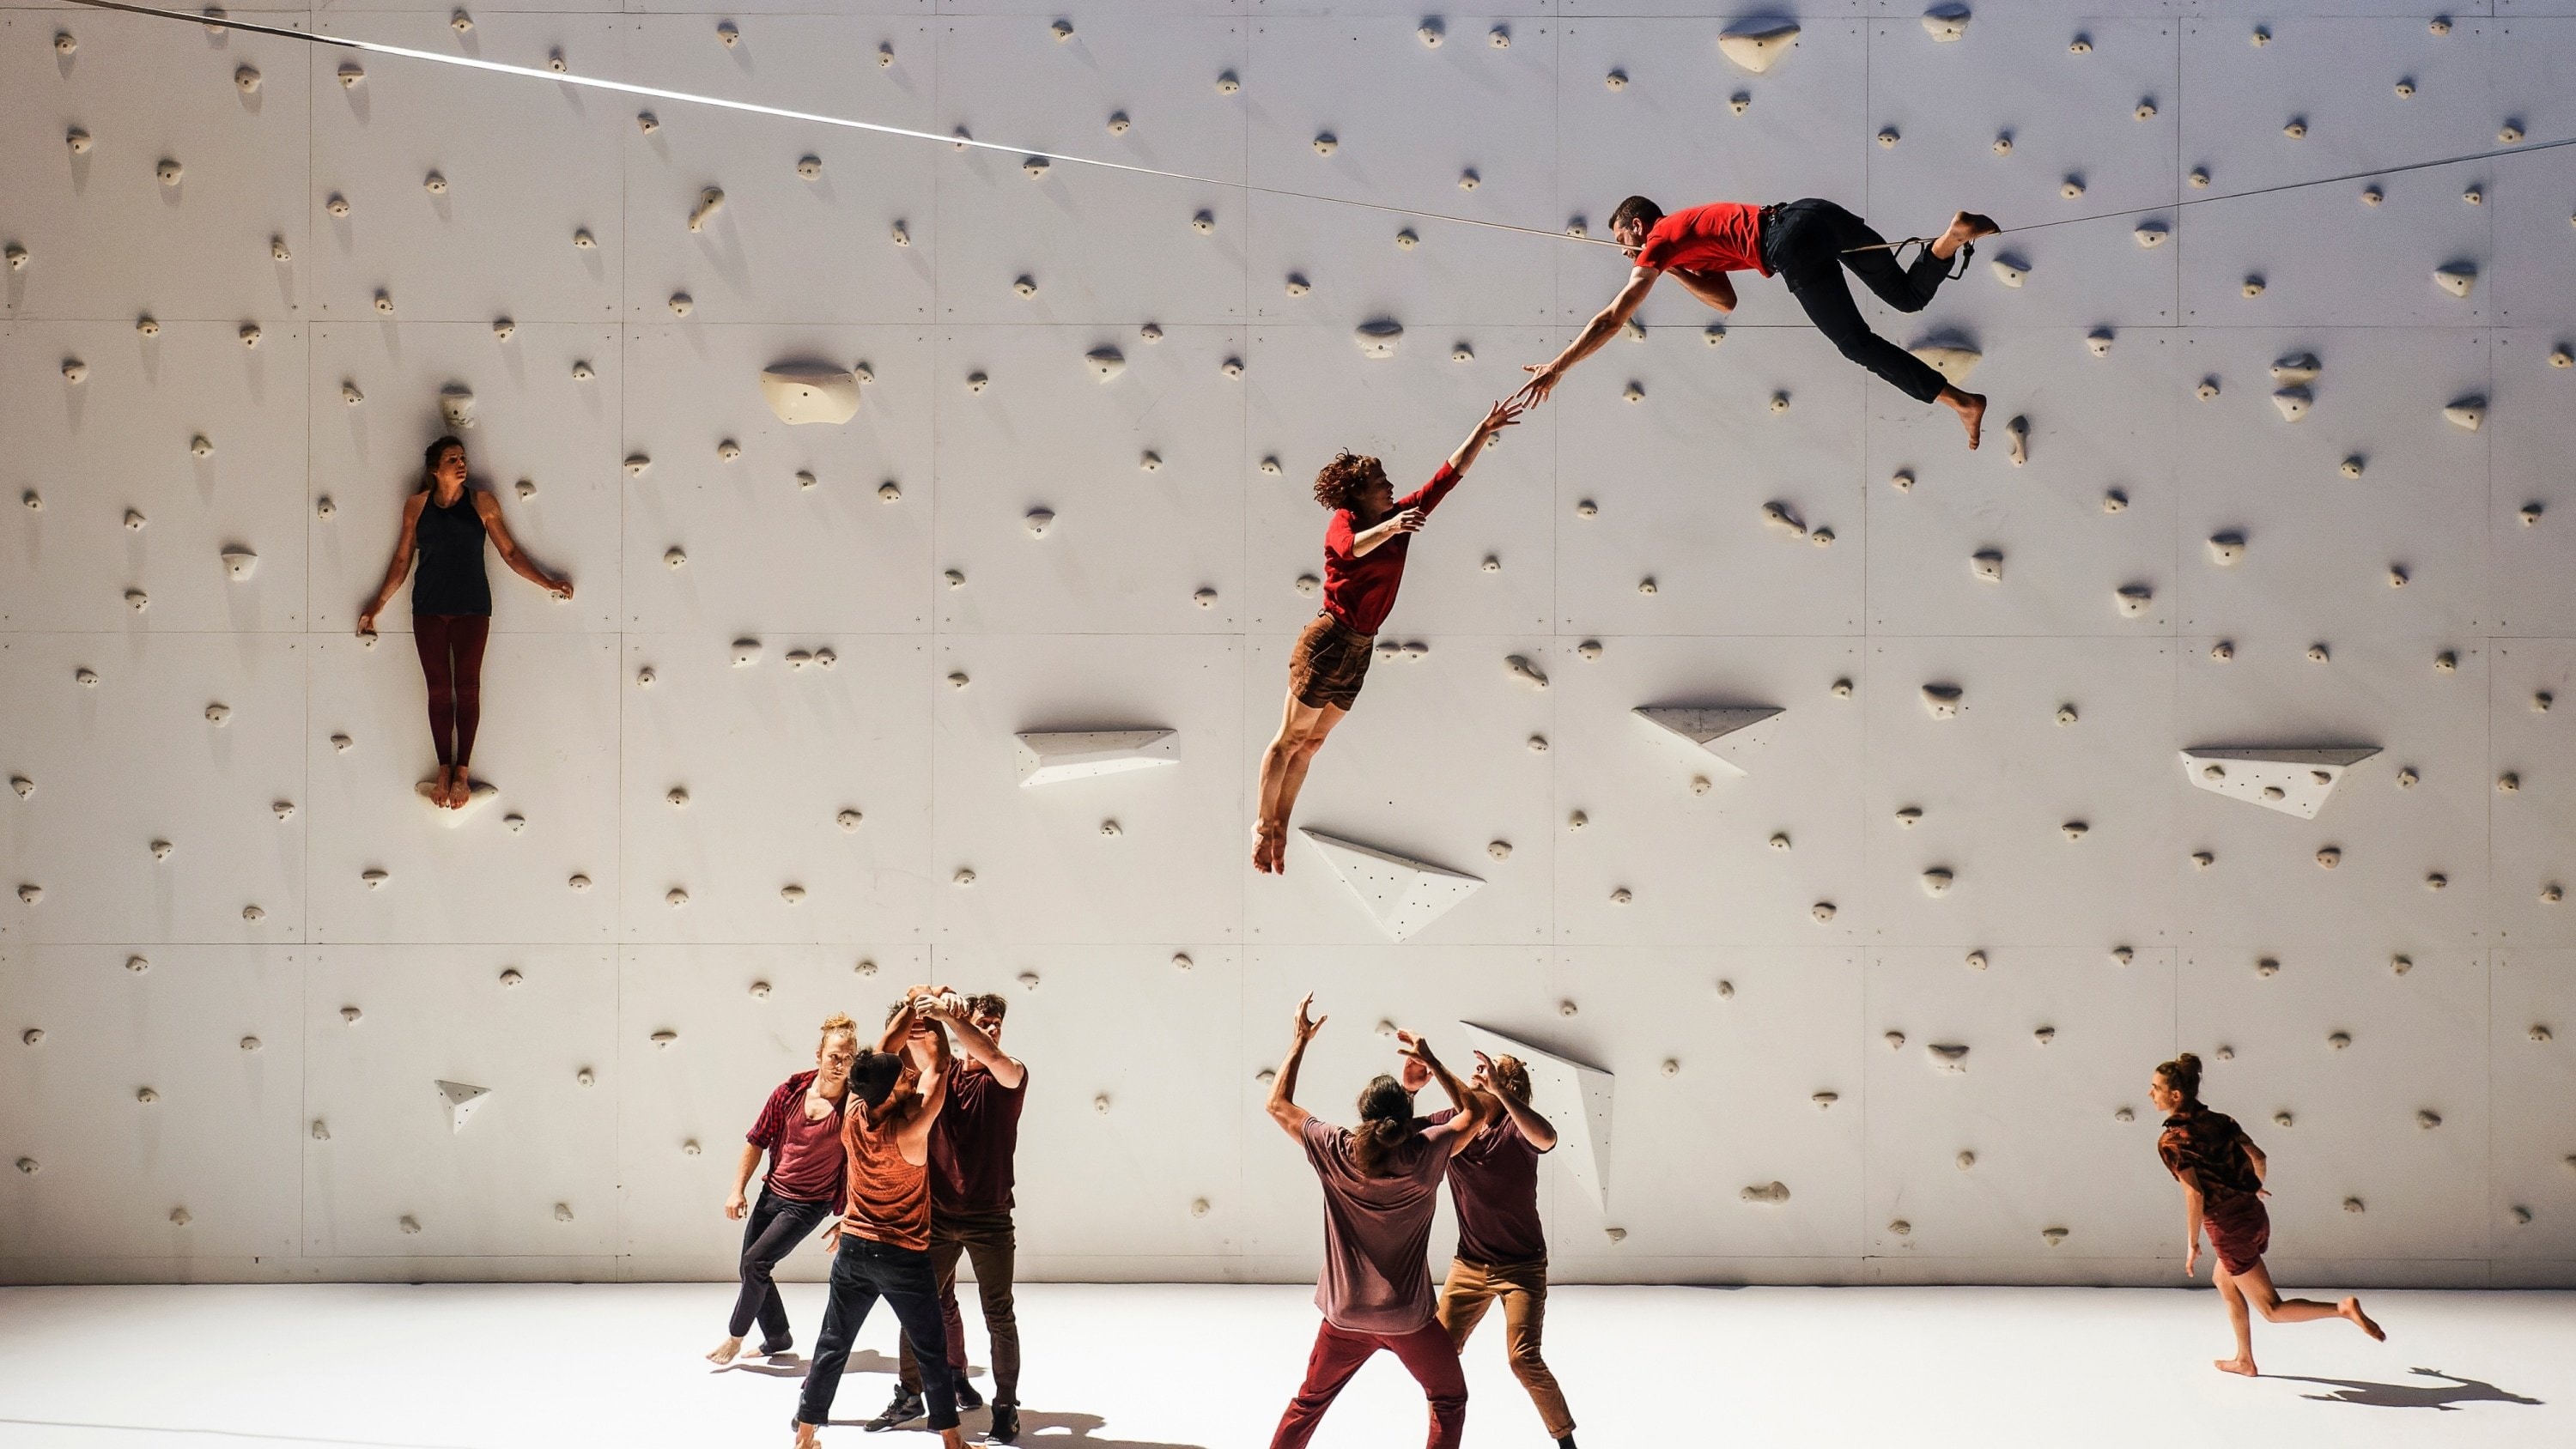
[410,488,492,617]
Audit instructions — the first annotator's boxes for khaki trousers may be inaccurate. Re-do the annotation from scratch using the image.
[1436,1256,1573,1438]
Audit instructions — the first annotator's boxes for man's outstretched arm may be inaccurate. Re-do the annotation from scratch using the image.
[1520,267,1659,404]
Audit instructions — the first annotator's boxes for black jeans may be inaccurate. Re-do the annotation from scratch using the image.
[897,1208,1020,1405]
[729,1186,835,1343]
[796,1233,962,1432]
[1760,198,1956,404]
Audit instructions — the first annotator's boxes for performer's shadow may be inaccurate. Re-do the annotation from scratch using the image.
[1005,1409,1209,1448]
[2277,1367,2543,1411]
[725,1349,899,1379]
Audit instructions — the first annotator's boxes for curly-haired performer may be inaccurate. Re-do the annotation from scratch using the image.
[2152,1052,2385,1377]
[707,1013,860,1367]
[1264,994,1492,1449]
[1253,400,1522,875]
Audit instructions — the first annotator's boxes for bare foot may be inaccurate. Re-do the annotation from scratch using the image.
[707,1335,744,1367]
[792,1422,822,1449]
[447,771,472,809]
[1253,824,1286,875]
[1942,388,1985,450]
[1932,209,2002,260]
[2215,1356,2259,1377]
[2342,1296,2385,1341]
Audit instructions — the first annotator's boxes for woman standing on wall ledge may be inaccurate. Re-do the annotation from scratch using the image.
[355,434,572,809]
[2152,1052,2386,1376]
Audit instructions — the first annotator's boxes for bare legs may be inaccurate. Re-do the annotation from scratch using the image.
[1253,695,1349,874]
[2213,1260,2385,1375]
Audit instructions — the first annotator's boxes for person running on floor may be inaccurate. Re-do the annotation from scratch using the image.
[1518,197,1999,448]
[877,990,1029,1443]
[1264,994,1492,1449]
[1252,400,1523,875]
[709,1013,860,1367]
[792,996,970,1449]
[1400,1049,1577,1449]
[2151,1052,2385,1377]
[355,433,573,809]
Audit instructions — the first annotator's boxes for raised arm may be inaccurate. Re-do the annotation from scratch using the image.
[355,493,427,636]
[1266,992,1326,1139]
[1443,399,1524,479]
[1473,1051,1558,1152]
[877,999,919,1056]
[929,998,1024,1090]
[472,492,572,599]
[1518,267,1659,406]
[1397,1031,1488,1157]
[893,1057,947,1167]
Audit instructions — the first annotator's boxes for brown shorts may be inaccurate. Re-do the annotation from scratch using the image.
[1289,612,1374,711]
[2205,1194,2270,1276]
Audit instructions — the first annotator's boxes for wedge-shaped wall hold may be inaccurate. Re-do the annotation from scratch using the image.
[1922,6,1971,43]
[1458,1022,1615,1211]
[1717,23,1800,74]
[416,778,499,824]
[1084,347,1125,382]
[1925,1043,1971,1073]
[1013,729,1179,787]
[1355,320,1403,359]
[435,1078,492,1131]
[2181,746,2381,819]
[1632,705,1784,778]
[1908,343,1981,385]
[2443,397,2486,431]
[759,363,862,426]
[2433,264,2476,298]
[1302,829,1482,942]
[2270,353,2320,385]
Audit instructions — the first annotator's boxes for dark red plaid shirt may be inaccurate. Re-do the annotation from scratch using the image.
[2157,1107,2263,1209]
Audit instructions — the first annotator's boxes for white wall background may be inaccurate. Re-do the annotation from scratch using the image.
[3,0,2573,1289]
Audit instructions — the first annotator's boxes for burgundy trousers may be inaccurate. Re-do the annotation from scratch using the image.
[1268,1318,1467,1449]
[412,614,490,767]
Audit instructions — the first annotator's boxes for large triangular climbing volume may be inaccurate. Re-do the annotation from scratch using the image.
[1633,706,1785,778]
[2179,746,2380,819]
[1013,729,1179,786]
[1458,1022,1616,1213]
[434,1079,492,1132]
[1299,830,1482,943]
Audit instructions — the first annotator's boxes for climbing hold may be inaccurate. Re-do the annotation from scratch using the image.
[2444,397,2486,430]
[2114,585,2153,618]
[1921,869,1954,897]
[1925,1043,1970,1074]
[157,160,184,187]
[1302,831,1482,941]
[1910,344,1981,385]
[1990,258,2027,288]
[1717,23,1801,74]
[1992,133,2012,156]
[2241,276,2264,298]
[2271,388,2312,422]
[2057,704,2080,725]
[2433,265,2476,299]
[1741,1181,1792,1204]
[687,187,726,233]
[668,293,692,316]
[1970,549,2003,583]
[2005,416,2029,465]
[1922,6,1971,43]
[2134,222,2168,248]
[220,549,258,581]
[1878,128,1900,149]
[2086,330,2113,357]
[2207,533,2245,566]
[1920,683,1964,719]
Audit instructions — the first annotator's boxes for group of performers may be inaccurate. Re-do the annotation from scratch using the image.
[349,191,2389,1442]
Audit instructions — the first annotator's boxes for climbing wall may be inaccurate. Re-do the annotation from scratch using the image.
[3,2,2573,1290]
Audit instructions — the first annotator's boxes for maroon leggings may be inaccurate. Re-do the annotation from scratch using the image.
[413,614,490,768]
[1270,1319,1467,1449]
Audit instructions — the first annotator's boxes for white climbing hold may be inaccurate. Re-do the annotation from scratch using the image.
[1970,549,2003,583]
[1013,730,1179,786]
[1922,6,1971,43]
[1920,868,1954,897]
[1355,321,1403,360]
[2181,747,2378,818]
[1920,683,1964,719]
[2443,397,2486,431]
[2115,585,2154,618]
[2005,415,2029,466]
[2272,388,2311,422]
[1909,343,1981,385]
[1925,1043,1971,1074]
[2433,265,2476,299]
[1505,656,1549,690]
[1084,347,1125,381]
[2086,330,2113,357]
[1717,23,1801,74]
[1631,706,1785,779]
[2208,533,2245,566]
[222,549,258,581]
[1302,831,1483,943]
[1990,258,2027,288]
[730,639,762,667]
[1741,1181,1792,1204]
[756,363,864,427]
[157,160,184,187]
[435,1079,492,1131]
[2135,221,2168,248]
[686,187,726,233]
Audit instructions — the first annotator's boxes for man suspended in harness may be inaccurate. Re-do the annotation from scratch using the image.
[1517,198,2001,449]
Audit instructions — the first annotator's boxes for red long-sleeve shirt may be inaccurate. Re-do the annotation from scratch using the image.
[1320,463,1457,634]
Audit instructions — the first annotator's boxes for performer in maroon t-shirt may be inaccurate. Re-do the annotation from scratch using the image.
[1409,1052,1577,1448]
[880,990,1029,1443]
[707,1013,860,1367]
[1252,399,1523,876]
[1262,994,1492,1449]
[1520,197,1999,449]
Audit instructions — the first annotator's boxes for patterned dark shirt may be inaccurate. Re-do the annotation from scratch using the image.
[2157,1107,2263,1207]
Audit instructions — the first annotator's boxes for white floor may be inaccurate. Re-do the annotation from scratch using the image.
[0,1282,2566,1448]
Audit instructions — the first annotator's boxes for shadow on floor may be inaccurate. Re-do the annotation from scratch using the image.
[2281,1367,2543,1411]
[1002,1409,1211,1448]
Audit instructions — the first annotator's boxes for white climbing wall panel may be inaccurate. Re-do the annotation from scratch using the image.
[3,3,2574,1291]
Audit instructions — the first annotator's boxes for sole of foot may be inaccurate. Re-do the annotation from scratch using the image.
[2343,1297,2386,1341]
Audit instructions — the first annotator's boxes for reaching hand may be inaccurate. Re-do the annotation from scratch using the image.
[1291,992,1327,1046]
[1394,1029,1439,1070]
[1478,398,1526,437]
[1399,1055,1432,1093]
[1391,506,1429,535]
[1513,367,1562,409]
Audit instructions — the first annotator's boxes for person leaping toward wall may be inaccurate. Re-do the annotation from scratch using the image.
[1252,400,1523,876]
[1518,197,1998,448]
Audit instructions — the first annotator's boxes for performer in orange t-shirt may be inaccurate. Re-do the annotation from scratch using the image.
[1520,197,1999,449]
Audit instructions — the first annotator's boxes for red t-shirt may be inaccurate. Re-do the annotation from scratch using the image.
[930,1058,1027,1215]
[1636,202,1771,278]
[1300,1116,1450,1333]
[1321,463,1458,635]
[1427,1108,1547,1266]
[746,1070,849,1205]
